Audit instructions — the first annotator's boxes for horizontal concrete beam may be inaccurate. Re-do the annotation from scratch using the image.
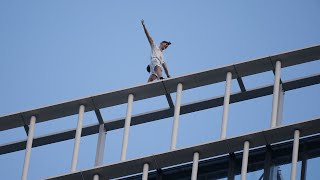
[44,117,320,180]
[1,73,319,155]
[1,45,319,131]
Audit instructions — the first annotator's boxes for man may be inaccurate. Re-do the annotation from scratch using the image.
[141,20,171,82]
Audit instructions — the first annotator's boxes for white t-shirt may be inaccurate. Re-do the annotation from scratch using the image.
[150,41,165,64]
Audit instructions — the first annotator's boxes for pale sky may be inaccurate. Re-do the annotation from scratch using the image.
[0,1,320,179]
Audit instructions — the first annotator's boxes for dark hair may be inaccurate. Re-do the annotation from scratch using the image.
[161,41,171,45]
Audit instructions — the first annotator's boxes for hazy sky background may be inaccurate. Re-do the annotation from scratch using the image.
[0,1,320,179]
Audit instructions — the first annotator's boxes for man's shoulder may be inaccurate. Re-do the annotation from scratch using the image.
[151,41,158,49]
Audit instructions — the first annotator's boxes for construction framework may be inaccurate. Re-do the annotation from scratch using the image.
[0,45,320,180]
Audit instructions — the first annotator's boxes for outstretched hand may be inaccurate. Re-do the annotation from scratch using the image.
[141,19,145,26]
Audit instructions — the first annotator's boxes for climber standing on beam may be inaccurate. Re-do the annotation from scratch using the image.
[141,19,171,82]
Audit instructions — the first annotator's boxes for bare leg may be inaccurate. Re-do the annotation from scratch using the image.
[147,66,163,82]
[155,66,163,78]
[148,74,157,82]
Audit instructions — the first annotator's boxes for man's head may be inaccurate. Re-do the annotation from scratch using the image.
[160,41,171,51]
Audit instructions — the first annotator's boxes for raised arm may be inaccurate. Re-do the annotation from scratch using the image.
[141,20,154,47]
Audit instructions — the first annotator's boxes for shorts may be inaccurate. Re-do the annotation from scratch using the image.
[150,58,163,79]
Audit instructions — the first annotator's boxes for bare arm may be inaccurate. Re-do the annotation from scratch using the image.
[141,20,154,47]
[162,62,170,78]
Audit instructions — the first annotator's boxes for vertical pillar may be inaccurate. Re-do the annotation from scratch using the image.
[227,153,236,180]
[171,83,183,150]
[156,169,163,180]
[191,152,200,180]
[270,81,284,179]
[93,174,99,180]
[142,163,149,180]
[300,154,307,180]
[221,72,232,139]
[290,130,300,180]
[241,141,250,180]
[269,165,278,180]
[95,124,106,166]
[276,84,284,126]
[271,61,281,128]
[263,145,273,180]
[22,116,36,180]
[121,94,134,161]
[71,105,85,172]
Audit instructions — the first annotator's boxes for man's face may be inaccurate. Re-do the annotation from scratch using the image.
[160,42,170,50]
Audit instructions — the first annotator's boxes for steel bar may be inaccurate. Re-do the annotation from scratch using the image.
[94,109,104,125]
[237,77,246,92]
[162,81,175,109]
[234,65,246,92]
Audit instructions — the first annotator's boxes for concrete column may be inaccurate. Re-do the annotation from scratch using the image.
[276,84,284,126]
[241,141,250,180]
[95,124,106,166]
[270,83,284,179]
[22,116,36,180]
[221,72,232,139]
[142,163,149,180]
[121,94,134,161]
[290,130,300,180]
[93,174,99,180]
[71,105,85,172]
[171,83,183,150]
[271,61,281,128]
[191,152,200,180]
